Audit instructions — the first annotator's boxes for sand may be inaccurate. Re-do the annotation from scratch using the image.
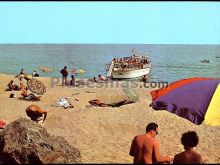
[0,73,220,163]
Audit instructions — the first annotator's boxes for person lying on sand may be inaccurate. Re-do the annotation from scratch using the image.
[88,99,134,108]
[129,122,173,164]
[26,104,47,123]
[173,131,204,164]
[20,83,41,101]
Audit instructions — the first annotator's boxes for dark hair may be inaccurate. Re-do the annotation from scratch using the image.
[10,93,14,98]
[146,122,158,132]
[71,75,74,78]
[181,131,199,148]
[64,66,67,69]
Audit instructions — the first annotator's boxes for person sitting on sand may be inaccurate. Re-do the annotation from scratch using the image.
[173,131,204,164]
[70,75,76,86]
[6,80,19,91]
[129,122,173,164]
[20,83,41,101]
[6,80,14,91]
[26,104,47,123]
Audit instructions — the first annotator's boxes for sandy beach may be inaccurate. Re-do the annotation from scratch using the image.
[0,73,220,163]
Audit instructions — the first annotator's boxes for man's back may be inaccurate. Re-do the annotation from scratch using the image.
[129,134,146,164]
[142,134,155,164]
[129,134,156,164]
[173,151,203,164]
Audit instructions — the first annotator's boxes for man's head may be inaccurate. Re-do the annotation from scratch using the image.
[64,66,67,69]
[146,122,158,137]
[181,131,199,149]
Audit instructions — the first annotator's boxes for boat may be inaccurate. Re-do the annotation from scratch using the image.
[106,49,151,79]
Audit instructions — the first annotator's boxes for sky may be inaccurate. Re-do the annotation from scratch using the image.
[0,2,220,44]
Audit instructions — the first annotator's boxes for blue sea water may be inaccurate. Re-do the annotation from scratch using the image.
[0,44,220,83]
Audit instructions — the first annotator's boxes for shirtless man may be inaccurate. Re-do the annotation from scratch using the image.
[15,69,27,81]
[173,131,204,164]
[129,122,173,164]
[26,104,47,123]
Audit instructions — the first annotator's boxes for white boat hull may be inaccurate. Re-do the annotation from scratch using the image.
[112,67,150,79]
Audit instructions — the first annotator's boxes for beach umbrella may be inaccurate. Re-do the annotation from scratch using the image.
[150,77,220,126]
[27,78,46,95]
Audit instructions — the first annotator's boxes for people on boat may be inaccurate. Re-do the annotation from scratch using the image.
[112,55,150,70]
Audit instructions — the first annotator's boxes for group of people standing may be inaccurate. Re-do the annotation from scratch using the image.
[129,122,204,164]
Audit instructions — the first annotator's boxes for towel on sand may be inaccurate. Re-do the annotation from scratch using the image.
[56,98,73,109]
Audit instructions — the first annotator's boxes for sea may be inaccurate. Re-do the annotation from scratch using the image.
[0,44,220,83]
